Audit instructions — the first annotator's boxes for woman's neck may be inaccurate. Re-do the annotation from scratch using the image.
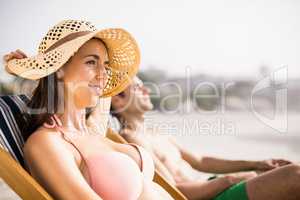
[57,91,89,135]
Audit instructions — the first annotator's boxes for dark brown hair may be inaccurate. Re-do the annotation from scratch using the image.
[109,91,125,120]
[22,73,95,141]
[22,73,60,141]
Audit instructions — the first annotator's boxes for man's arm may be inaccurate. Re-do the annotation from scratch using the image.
[121,131,176,184]
[169,137,274,174]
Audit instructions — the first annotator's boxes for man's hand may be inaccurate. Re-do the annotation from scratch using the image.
[225,171,257,185]
[255,159,292,171]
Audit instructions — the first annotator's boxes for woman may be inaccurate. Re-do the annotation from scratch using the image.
[4,20,174,200]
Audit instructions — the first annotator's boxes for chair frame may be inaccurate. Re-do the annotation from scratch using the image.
[0,147,53,200]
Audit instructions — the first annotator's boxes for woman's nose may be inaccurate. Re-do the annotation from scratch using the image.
[96,67,108,86]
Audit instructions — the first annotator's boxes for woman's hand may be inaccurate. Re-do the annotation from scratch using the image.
[3,49,27,74]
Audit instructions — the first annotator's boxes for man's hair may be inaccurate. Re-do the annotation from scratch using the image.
[110,91,125,120]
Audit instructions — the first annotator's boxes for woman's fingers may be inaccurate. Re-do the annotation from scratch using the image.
[3,53,14,62]
[16,49,27,58]
[3,55,14,74]
[3,54,12,62]
[3,50,27,63]
[11,51,25,59]
[3,50,27,75]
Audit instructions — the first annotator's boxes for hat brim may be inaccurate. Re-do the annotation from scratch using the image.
[6,28,140,97]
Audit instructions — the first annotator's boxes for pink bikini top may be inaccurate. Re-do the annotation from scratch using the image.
[43,115,155,200]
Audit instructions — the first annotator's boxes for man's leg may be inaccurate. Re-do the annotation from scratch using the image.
[246,164,300,200]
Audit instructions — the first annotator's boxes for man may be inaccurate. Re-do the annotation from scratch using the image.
[110,77,294,200]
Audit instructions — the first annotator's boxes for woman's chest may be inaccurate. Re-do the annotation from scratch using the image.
[64,135,142,176]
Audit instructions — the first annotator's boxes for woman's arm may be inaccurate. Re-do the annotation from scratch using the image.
[24,130,102,200]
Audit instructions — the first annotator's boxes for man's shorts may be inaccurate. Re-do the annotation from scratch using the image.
[213,181,249,200]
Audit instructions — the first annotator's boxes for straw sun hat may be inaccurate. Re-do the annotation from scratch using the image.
[5,20,140,97]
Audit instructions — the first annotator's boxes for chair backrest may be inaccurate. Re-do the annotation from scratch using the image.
[0,94,53,200]
[0,95,30,167]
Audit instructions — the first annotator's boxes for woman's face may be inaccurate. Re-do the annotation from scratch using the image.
[60,38,108,109]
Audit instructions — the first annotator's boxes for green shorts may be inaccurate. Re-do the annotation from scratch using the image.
[213,181,249,200]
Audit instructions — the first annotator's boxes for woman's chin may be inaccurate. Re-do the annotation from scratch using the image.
[85,89,103,108]
[89,95,99,107]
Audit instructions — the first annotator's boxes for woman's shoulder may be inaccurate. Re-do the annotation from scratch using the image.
[23,127,67,159]
[25,127,60,144]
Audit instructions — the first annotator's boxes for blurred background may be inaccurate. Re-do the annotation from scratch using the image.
[0,2,300,197]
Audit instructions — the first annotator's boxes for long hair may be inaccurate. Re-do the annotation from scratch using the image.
[22,73,60,141]
[22,73,95,141]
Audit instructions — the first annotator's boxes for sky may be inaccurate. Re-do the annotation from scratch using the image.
[1,0,300,81]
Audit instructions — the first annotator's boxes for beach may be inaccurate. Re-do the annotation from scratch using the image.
[146,111,300,162]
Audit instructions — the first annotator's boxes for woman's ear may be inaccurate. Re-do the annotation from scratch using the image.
[56,69,64,80]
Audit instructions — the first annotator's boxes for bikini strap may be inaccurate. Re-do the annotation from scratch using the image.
[43,115,90,167]
[43,115,75,143]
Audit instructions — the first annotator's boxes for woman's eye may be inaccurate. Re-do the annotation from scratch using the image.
[86,60,96,65]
